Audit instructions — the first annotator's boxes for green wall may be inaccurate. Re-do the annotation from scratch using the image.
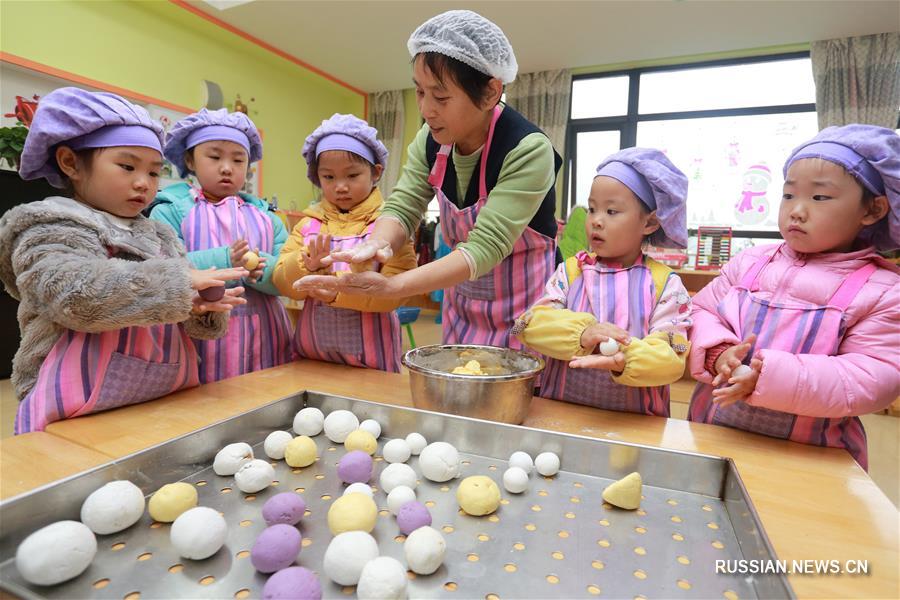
[0,0,365,211]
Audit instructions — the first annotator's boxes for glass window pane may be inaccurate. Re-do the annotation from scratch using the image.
[571,76,629,119]
[639,58,814,113]
[636,112,818,231]
[571,130,621,208]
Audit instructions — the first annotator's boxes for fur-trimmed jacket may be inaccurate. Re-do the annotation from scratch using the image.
[0,196,228,401]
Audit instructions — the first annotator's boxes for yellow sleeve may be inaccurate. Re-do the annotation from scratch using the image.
[272,217,328,300]
[611,331,690,387]
[515,305,597,360]
[329,239,419,313]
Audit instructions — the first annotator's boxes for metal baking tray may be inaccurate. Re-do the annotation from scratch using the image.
[0,391,793,599]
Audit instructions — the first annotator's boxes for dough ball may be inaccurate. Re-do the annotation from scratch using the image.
[337,450,373,484]
[359,418,382,439]
[386,485,416,515]
[148,482,198,523]
[213,442,254,476]
[379,463,417,494]
[502,467,529,494]
[344,429,378,455]
[599,339,620,356]
[404,526,446,575]
[262,492,307,526]
[327,492,377,535]
[170,506,227,560]
[235,459,275,493]
[382,438,411,464]
[456,476,501,516]
[535,451,561,477]
[15,520,97,586]
[396,501,432,535]
[284,435,317,468]
[293,407,325,436]
[349,258,375,274]
[357,556,407,600]
[80,480,145,535]
[508,451,533,474]
[323,410,360,443]
[419,442,460,482]
[264,430,294,460]
[243,251,260,271]
[251,524,302,573]
[199,285,225,302]
[732,364,753,378]
[343,482,374,497]
[323,531,379,586]
[405,432,427,455]
[602,472,642,510]
[262,566,321,600]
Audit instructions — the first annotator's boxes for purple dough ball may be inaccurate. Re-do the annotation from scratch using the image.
[396,501,432,535]
[262,492,307,526]
[337,450,373,484]
[263,566,322,600]
[251,524,302,574]
[199,285,225,302]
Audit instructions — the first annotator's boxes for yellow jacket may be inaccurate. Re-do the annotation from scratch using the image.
[272,188,418,313]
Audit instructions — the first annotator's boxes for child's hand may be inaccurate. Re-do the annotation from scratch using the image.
[230,239,250,266]
[712,356,763,407]
[242,247,266,283]
[712,333,757,386]
[331,238,393,265]
[580,322,630,352]
[303,234,333,272]
[192,286,248,314]
[190,266,249,292]
[568,349,626,372]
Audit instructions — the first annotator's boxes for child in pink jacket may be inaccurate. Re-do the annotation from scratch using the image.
[688,125,899,470]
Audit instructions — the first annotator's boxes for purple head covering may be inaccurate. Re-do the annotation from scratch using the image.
[784,124,900,250]
[301,114,388,187]
[595,147,688,248]
[164,108,263,178]
[18,87,164,189]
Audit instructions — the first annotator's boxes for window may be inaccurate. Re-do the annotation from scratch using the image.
[566,53,818,236]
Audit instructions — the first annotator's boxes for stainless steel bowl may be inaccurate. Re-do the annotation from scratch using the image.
[402,344,544,424]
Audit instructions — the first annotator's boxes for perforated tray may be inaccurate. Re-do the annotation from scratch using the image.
[0,391,793,599]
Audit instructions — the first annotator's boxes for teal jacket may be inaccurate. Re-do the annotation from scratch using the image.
[149,183,286,296]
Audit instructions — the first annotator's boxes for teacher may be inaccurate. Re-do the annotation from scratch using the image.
[297,10,561,349]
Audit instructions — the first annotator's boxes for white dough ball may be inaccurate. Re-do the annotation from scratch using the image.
[382,439,411,464]
[80,480,145,535]
[357,556,408,600]
[405,432,427,455]
[535,452,561,477]
[732,364,753,378]
[599,338,620,356]
[508,451,533,474]
[344,482,374,497]
[323,531,379,586]
[213,442,254,476]
[502,467,529,494]
[234,459,275,493]
[379,463,417,494]
[419,442,460,482]
[323,410,360,443]
[359,419,382,439]
[293,407,325,436]
[404,525,446,575]
[15,520,97,586]
[170,507,227,560]
[264,430,293,460]
[387,485,417,515]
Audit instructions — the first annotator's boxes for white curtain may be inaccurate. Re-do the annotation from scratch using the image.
[811,32,900,129]
[504,69,572,158]
[367,90,405,197]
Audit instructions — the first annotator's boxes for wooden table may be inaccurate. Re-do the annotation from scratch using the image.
[12,361,899,599]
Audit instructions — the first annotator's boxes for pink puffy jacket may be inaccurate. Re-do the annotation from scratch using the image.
[689,243,900,418]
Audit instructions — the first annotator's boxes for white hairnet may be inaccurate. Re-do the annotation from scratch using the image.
[407,10,518,84]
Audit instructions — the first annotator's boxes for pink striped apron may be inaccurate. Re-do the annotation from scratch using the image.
[434,106,557,348]
[540,256,669,416]
[182,189,293,383]
[688,244,876,469]
[293,219,402,372]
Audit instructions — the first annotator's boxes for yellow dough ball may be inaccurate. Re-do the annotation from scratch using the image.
[350,259,375,273]
[456,476,501,516]
[243,251,260,271]
[451,360,484,375]
[148,482,198,523]
[327,492,377,534]
[344,429,378,455]
[602,472,642,510]
[285,435,317,468]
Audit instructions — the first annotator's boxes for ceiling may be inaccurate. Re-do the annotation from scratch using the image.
[190,0,900,92]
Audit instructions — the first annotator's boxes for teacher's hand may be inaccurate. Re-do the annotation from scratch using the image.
[330,238,393,265]
[294,271,405,298]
